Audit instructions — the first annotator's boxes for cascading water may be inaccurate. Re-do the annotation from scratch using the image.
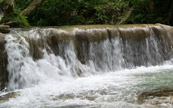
[1,24,173,108]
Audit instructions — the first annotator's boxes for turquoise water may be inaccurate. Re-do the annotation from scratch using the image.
[135,69,173,90]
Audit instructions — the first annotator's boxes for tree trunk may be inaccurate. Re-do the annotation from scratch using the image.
[22,0,46,16]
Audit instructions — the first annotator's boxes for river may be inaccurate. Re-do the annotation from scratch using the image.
[0,24,173,108]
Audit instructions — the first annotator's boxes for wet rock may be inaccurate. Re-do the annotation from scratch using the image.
[118,25,150,40]
[0,33,8,90]
[0,32,5,37]
[2,21,21,28]
[75,29,108,42]
[0,25,10,33]
[138,89,173,105]
[28,38,44,60]
[0,91,20,103]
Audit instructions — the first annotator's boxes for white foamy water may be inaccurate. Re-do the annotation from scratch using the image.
[4,33,93,90]
[1,65,173,108]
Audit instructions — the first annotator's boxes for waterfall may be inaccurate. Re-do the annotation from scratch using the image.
[1,24,173,90]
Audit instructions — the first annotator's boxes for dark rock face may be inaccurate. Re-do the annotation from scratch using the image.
[28,38,44,60]
[0,33,8,90]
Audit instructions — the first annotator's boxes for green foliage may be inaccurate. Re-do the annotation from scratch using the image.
[2,9,29,27]
[126,0,171,24]
[12,12,30,27]
[11,0,173,26]
[24,0,129,26]
[15,0,33,11]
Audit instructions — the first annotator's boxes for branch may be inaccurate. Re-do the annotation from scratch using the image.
[22,0,46,16]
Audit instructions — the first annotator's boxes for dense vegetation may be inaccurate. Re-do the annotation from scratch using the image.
[126,0,173,25]
[1,0,173,27]
[15,0,130,26]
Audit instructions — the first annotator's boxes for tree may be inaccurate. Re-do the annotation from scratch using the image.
[0,0,46,27]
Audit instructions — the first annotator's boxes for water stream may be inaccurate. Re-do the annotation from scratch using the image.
[0,24,173,108]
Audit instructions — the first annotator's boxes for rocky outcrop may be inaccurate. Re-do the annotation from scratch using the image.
[0,25,10,33]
